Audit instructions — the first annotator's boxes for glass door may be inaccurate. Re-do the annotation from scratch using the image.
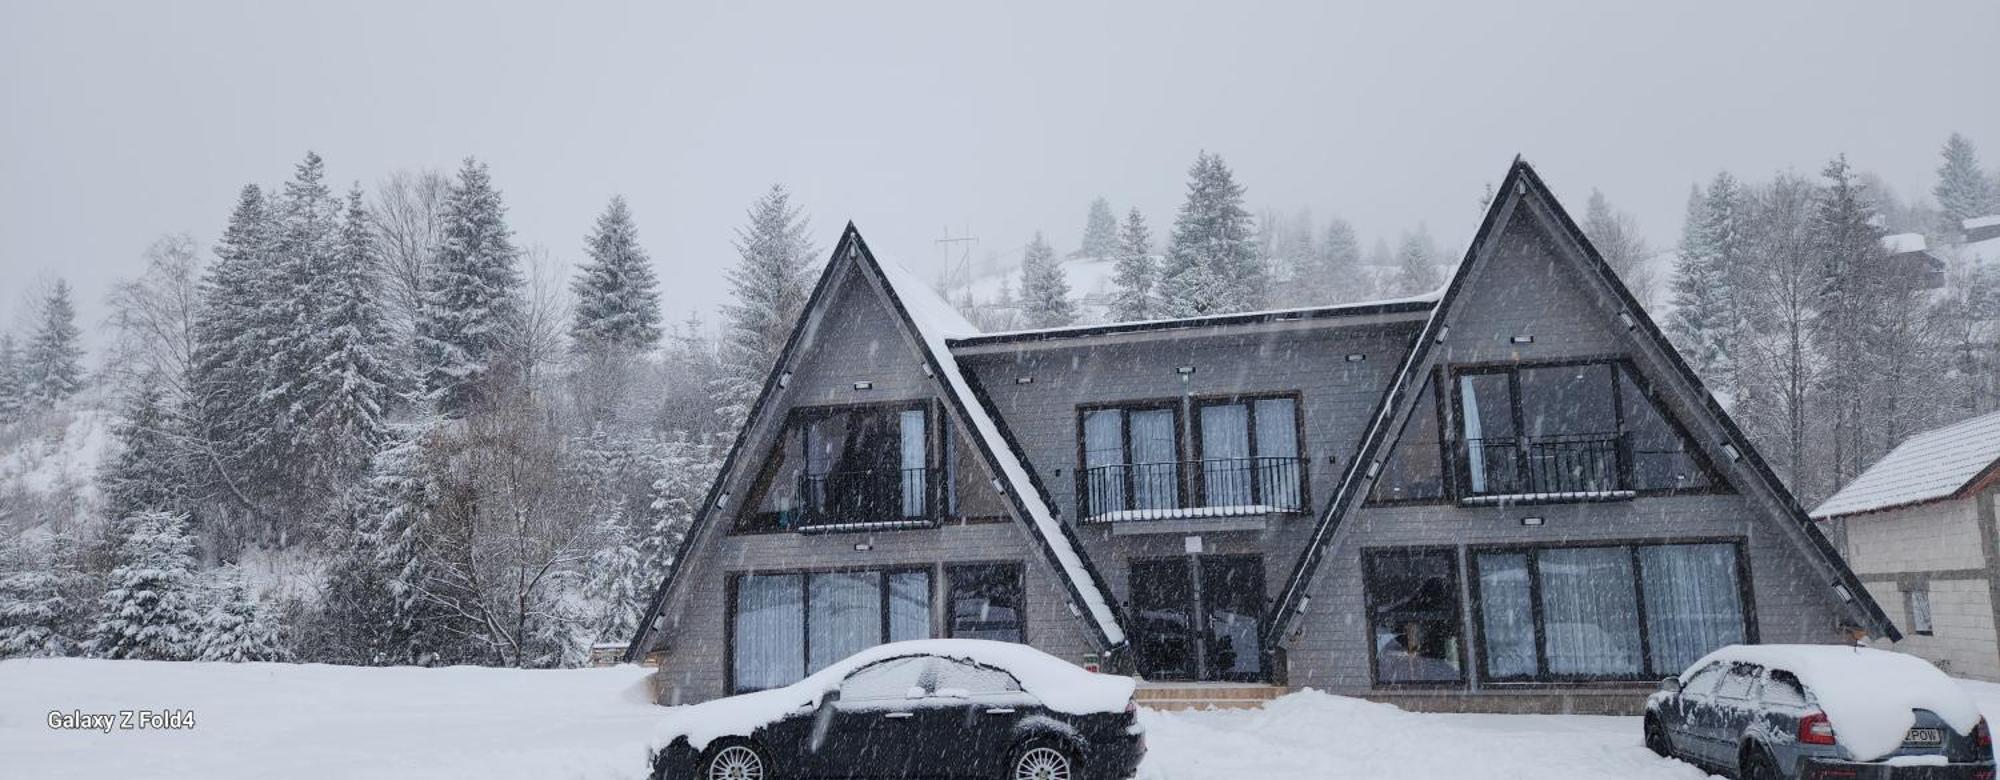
[1129,558,1197,680]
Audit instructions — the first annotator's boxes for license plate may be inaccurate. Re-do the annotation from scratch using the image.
[1904,727,1942,746]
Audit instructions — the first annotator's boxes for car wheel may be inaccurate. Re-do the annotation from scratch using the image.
[1736,746,1778,780]
[1644,716,1672,758]
[701,741,768,780]
[1009,742,1075,780]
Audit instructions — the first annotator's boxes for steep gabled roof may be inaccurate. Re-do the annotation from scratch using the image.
[1812,410,2000,519]
[627,225,1126,662]
[1264,158,1900,647]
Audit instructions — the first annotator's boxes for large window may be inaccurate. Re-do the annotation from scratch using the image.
[741,403,938,532]
[1454,361,1715,500]
[1472,541,1748,681]
[1364,548,1465,685]
[729,568,933,692]
[1080,403,1182,518]
[1195,396,1305,511]
[946,563,1024,642]
[1078,394,1307,521]
[1368,377,1445,504]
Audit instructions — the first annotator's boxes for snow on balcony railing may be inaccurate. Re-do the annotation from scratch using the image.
[1078,456,1305,523]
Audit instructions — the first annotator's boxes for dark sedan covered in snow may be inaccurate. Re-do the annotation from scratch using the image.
[647,639,1145,780]
[1645,645,1994,779]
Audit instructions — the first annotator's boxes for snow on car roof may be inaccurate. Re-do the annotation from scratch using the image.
[1684,644,1981,762]
[874,258,1126,647]
[650,639,1136,751]
[1811,409,2000,519]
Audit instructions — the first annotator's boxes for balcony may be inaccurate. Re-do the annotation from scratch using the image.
[1079,456,1307,523]
[1456,432,1636,505]
[790,467,933,532]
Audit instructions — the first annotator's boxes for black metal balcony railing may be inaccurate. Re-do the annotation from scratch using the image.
[791,467,930,529]
[1458,432,1629,499]
[1080,456,1306,522]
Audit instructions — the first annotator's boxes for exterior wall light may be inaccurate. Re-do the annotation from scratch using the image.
[1344,353,1366,362]
[1510,335,1535,344]
[1520,516,1545,527]
[852,381,873,391]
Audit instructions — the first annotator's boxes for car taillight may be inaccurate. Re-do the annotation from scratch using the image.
[1125,699,1139,716]
[1799,712,1837,745]
[1978,718,1993,749]
[1971,771,1993,780]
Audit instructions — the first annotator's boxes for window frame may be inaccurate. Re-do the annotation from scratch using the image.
[1190,391,1311,513]
[1466,537,1758,685]
[1073,398,1189,519]
[724,565,937,694]
[1443,356,1729,504]
[1362,545,1469,689]
[944,561,1029,644]
[735,400,946,534]
[1365,368,1453,507]
[1905,583,1935,637]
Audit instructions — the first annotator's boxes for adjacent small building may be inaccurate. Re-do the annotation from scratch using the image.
[627,158,1898,714]
[1814,410,2000,681]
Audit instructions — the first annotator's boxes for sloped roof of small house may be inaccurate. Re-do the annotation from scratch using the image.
[1811,410,2000,519]
[1883,232,1929,255]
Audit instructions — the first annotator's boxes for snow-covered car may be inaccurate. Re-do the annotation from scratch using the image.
[646,639,1145,780]
[1644,644,1994,779]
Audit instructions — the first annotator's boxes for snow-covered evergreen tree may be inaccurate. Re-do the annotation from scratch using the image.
[192,183,281,516]
[1390,226,1444,296]
[195,567,285,662]
[365,424,453,664]
[1313,217,1363,302]
[1110,208,1156,321]
[0,334,23,422]
[1019,232,1077,328]
[1079,197,1119,258]
[1583,189,1656,306]
[293,186,398,485]
[1935,133,1998,231]
[91,511,204,660]
[1159,152,1262,316]
[101,381,188,523]
[570,196,663,354]
[1811,154,1886,485]
[639,433,719,586]
[0,536,85,657]
[23,279,84,406]
[584,511,645,648]
[417,158,524,417]
[716,185,814,430]
[1667,173,1746,386]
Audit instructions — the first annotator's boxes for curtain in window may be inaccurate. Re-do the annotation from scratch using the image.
[1459,376,1498,493]
[899,410,927,517]
[1639,544,1743,674]
[734,574,805,690]
[1538,547,1642,676]
[888,571,932,643]
[1130,409,1178,510]
[1201,404,1253,506]
[1476,553,1537,678]
[1083,410,1127,515]
[809,572,882,672]
[1254,398,1300,509]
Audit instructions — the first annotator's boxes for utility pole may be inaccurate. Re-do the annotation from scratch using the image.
[936,224,978,297]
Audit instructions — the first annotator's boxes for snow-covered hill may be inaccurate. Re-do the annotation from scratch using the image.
[0,407,113,532]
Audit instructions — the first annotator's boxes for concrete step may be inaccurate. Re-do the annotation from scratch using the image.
[1137,698,1272,712]
[1132,683,1287,711]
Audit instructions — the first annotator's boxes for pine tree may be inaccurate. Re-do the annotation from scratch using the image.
[101,381,187,523]
[195,567,285,662]
[1390,226,1444,295]
[640,434,720,588]
[1079,197,1119,258]
[584,511,645,647]
[265,152,345,448]
[91,511,203,660]
[0,334,23,422]
[23,279,84,406]
[1110,208,1156,321]
[417,158,524,417]
[1019,232,1077,328]
[716,185,814,430]
[1583,189,1655,306]
[192,184,281,512]
[292,186,398,484]
[570,196,664,353]
[0,536,85,657]
[1159,152,1262,316]
[365,424,451,664]
[1667,173,1746,386]
[1298,216,1363,304]
[1811,155,1886,486]
[1935,133,1998,232]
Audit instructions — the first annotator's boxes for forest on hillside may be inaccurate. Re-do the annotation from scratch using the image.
[0,137,1996,667]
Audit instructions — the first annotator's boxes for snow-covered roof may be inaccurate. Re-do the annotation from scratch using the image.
[1964,215,2000,231]
[650,639,1135,751]
[1881,232,1928,255]
[1812,409,2000,519]
[953,287,1444,346]
[874,257,1126,646]
[1679,644,1979,762]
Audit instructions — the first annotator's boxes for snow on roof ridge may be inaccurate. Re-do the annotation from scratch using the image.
[1811,408,2000,518]
[1881,232,1927,255]
[873,257,1126,646]
[1964,215,2000,230]
[957,286,1444,343]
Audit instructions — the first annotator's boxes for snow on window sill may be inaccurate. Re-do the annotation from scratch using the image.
[1458,490,1637,507]
[1080,504,1289,524]
[796,519,938,534]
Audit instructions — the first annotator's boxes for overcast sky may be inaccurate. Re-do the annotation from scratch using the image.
[3,0,1997,346]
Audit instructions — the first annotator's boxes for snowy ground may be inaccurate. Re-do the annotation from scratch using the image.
[7,658,2000,779]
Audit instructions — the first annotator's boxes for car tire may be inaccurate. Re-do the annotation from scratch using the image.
[700,739,770,780]
[1736,746,1778,780]
[1644,716,1672,758]
[1008,741,1076,780]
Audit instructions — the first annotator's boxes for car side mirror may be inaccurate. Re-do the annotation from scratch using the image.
[1660,677,1682,694]
[820,690,841,708]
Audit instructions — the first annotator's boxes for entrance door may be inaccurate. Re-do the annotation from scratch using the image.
[1129,555,1266,681]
